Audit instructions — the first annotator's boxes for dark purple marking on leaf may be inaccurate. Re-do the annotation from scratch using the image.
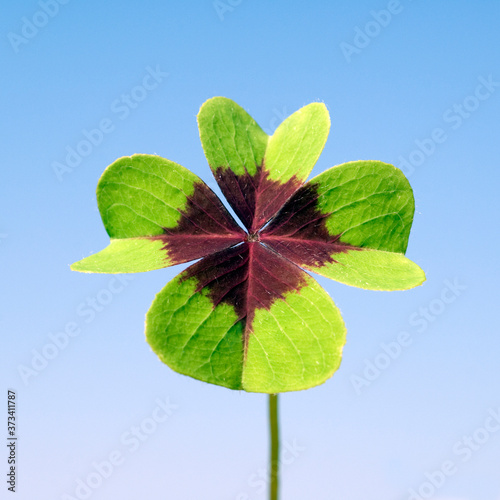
[260,182,362,269]
[214,163,302,233]
[149,181,246,265]
[181,241,307,354]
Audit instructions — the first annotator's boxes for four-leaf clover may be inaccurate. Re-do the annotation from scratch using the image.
[71,97,425,393]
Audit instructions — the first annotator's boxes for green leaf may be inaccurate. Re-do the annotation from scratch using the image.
[197,97,269,178]
[145,244,346,393]
[262,159,424,291]
[313,160,415,253]
[309,160,425,289]
[146,273,245,390]
[197,98,330,231]
[306,249,425,291]
[242,274,346,393]
[71,154,244,273]
[71,238,168,274]
[264,101,330,184]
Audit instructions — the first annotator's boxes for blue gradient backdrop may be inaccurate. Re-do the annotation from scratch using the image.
[2,1,499,499]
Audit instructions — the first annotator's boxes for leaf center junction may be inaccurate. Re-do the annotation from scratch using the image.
[246,232,260,242]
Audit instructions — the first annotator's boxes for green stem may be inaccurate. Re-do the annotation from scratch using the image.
[269,393,280,500]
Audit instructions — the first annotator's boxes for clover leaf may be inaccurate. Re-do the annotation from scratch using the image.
[71,97,425,394]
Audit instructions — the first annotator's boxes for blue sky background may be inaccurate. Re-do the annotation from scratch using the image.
[1,1,499,499]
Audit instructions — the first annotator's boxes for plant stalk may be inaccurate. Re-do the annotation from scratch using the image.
[269,393,280,500]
